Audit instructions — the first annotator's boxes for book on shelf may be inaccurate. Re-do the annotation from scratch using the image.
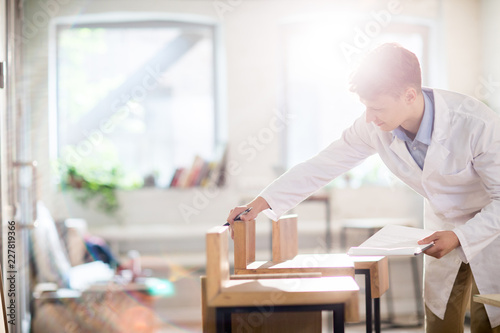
[347,224,435,256]
[184,155,205,187]
[169,167,185,188]
[168,143,228,188]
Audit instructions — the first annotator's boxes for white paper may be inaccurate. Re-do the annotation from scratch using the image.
[347,224,434,256]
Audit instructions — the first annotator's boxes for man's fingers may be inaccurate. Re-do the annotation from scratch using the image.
[231,206,249,221]
[418,232,438,245]
[240,212,256,221]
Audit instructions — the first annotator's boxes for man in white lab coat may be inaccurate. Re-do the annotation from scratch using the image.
[226,43,500,332]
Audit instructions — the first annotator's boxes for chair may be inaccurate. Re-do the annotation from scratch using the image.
[30,202,161,333]
[241,215,390,333]
[204,225,359,332]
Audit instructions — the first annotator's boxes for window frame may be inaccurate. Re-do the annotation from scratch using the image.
[48,12,227,183]
[278,13,442,187]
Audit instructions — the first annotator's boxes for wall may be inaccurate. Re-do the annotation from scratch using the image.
[441,0,482,94]
[22,0,485,230]
[481,0,500,111]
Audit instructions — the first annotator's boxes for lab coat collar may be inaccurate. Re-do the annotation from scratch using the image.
[388,88,451,177]
[421,88,451,178]
[425,87,450,143]
[389,137,421,170]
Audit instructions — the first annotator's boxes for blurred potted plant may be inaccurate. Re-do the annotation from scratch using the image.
[57,144,143,215]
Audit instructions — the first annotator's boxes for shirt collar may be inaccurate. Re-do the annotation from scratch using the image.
[392,90,434,145]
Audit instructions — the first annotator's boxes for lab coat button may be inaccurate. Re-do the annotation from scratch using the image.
[455,259,461,264]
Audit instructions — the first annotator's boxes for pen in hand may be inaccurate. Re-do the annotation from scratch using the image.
[223,207,253,226]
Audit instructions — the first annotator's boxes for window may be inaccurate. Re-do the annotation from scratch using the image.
[280,13,435,187]
[51,15,223,188]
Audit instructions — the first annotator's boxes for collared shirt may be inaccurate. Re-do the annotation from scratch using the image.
[392,90,435,169]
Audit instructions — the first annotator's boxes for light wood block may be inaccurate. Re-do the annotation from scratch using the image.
[231,272,322,279]
[272,214,298,262]
[473,294,500,308]
[206,226,230,303]
[231,311,322,333]
[350,256,389,298]
[202,274,323,333]
[242,254,354,277]
[210,276,358,307]
[201,276,216,333]
[233,219,255,270]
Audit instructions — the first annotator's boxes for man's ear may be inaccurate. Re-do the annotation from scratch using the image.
[405,87,417,104]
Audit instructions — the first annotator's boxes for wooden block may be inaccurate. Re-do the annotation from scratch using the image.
[203,274,322,332]
[230,272,322,280]
[272,215,298,262]
[209,276,359,307]
[206,226,230,302]
[232,311,321,333]
[231,272,324,332]
[200,276,216,333]
[345,290,360,323]
[473,294,500,308]
[351,256,389,298]
[233,220,256,270]
[239,254,355,278]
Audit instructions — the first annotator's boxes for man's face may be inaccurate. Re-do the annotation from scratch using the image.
[360,93,408,132]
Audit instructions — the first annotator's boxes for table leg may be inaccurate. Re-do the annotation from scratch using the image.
[333,304,345,333]
[356,269,374,333]
[216,308,231,333]
[374,298,381,333]
[411,256,424,324]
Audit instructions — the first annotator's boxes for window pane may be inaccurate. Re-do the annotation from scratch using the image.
[282,16,427,187]
[57,22,216,187]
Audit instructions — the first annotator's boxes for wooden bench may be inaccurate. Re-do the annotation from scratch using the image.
[203,225,359,332]
[234,215,389,333]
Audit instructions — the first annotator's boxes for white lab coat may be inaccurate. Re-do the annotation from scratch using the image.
[259,88,500,327]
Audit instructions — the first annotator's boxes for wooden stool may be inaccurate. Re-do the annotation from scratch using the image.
[267,215,390,333]
[233,217,357,331]
[204,225,359,333]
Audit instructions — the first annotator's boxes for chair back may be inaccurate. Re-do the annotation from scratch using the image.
[272,214,298,262]
[233,219,256,270]
[206,226,231,301]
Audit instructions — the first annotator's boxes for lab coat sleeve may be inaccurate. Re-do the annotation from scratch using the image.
[453,117,500,262]
[258,114,377,219]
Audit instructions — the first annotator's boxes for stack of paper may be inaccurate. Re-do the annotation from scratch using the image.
[347,224,435,256]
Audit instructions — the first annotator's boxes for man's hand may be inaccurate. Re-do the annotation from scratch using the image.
[226,196,270,239]
[418,231,460,259]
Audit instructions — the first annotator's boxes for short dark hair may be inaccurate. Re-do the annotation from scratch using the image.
[349,43,422,100]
